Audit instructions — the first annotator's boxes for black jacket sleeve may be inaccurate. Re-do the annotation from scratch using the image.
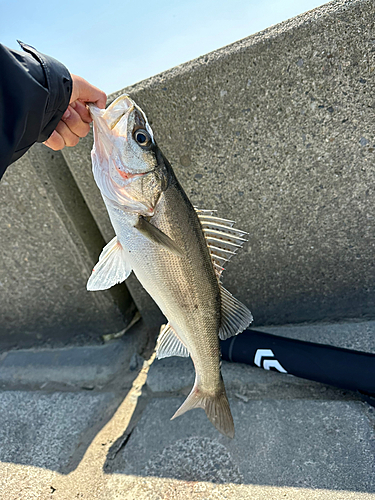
[0,42,72,179]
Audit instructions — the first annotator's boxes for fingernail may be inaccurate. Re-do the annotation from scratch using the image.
[63,108,71,120]
[70,101,76,109]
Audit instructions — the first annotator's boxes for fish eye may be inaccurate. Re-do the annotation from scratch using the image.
[134,128,151,147]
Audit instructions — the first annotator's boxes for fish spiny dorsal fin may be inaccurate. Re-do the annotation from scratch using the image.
[219,285,253,340]
[156,324,190,359]
[194,208,248,280]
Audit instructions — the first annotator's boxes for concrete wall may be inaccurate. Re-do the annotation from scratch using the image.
[1,0,374,344]
[0,145,135,349]
[65,0,375,326]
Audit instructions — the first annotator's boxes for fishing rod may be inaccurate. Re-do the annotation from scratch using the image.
[220,329,375,399]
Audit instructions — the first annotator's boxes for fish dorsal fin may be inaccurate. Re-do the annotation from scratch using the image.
[219,285,253,340]
[156,324,190,359]
[87,236,132,291]
[195,208,248,280]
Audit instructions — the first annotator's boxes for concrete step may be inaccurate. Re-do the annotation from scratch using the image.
[0,320,374,499]
[0,321,149,390]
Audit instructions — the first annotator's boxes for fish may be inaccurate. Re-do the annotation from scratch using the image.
[87,94,253,438]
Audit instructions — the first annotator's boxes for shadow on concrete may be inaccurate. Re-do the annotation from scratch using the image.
[103,384,375,493]
[0,321,158,475]
[0,383,133,474]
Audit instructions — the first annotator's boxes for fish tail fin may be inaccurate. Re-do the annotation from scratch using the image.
[171,379,235,439]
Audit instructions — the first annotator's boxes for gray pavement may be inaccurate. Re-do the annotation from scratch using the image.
[0,320,374,499]
[112,398,374,491]
[0,391,116,472]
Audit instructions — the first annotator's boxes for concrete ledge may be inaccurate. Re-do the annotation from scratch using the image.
[0,321,149,388]
[0,342,129,387]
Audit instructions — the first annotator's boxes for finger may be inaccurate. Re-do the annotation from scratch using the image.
[71,100,92,123]
[70,74,107,108]
[62,105,91,138]
[43,130,65,151]
[55,120,80,147]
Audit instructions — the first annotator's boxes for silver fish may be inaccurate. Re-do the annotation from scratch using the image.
[87,95,252,438]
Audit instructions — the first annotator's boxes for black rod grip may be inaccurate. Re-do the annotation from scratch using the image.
[221,329,375,395]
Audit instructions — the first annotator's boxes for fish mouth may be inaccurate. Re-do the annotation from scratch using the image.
[88,94,135,132]
[104,95,135,131]
[108,105,134,131]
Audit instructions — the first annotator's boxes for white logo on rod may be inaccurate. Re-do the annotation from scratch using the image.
[254,349,287,373]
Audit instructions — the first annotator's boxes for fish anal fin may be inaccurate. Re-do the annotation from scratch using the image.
[135,216,184,257]
[171,378,235,439]
[219,285,253,340]
[87,236,132,291]
[156,324,189,359]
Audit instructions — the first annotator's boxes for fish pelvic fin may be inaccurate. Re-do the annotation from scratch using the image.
[171,378,235,439]
[87,236,132,291]
[156,323,190,359]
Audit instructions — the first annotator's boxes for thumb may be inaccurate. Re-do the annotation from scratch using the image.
[70,74,107,108]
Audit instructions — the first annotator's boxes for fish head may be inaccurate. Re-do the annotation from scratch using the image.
[89,94,165,215]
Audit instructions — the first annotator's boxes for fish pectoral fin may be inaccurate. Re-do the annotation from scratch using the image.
[134,216,184,258]
[156,323,189,359]
[219,285,253,340]
[87,236,132,291]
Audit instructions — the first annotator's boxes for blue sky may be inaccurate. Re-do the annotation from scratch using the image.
[1,0,326,95]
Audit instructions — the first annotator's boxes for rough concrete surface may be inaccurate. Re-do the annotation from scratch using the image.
[257,319,375,352]
[0,145,134,348]
[112,398,375,492]
[63,0,375,326]
[0,339,133,387]
[0,328,374,500]
[0,391,115,471]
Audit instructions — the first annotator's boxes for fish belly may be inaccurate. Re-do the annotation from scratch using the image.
[108,184,222,381]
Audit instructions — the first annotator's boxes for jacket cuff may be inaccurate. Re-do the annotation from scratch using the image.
[18,41,73,142]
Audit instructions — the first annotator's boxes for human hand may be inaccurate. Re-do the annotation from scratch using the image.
[44,74,107,151]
